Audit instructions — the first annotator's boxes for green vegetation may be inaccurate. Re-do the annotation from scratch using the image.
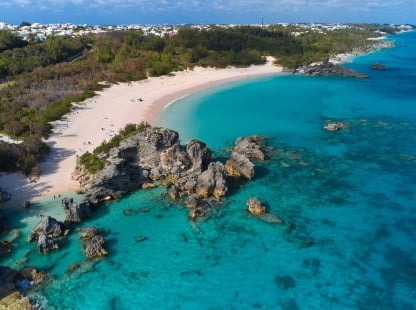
[79,152,105,174]
[0,24,404,174]
[79,122,151,174]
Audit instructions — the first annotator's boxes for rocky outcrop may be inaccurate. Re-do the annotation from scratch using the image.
[62,197,91,224]
[80,227,107,258]
[225,152,255,180]
[76,126,277,221]
[246,197,266,215]
[296,61,368,78]
[195,162,228,199]
[80,127,228,205]
[370,63,388,70]
[28,216,67,253]
[246,197,284,224]
[0,266,46,307]
[233,136,267,161]
[186,139,211,173]
[323,121,348,131]
[37,234,58,254]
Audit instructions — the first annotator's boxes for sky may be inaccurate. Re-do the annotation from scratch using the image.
[0,0,415,26]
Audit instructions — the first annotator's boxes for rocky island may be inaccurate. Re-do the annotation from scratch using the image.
[295,60,368,78]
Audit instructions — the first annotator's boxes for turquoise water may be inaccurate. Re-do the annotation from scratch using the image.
[2,31,416,309]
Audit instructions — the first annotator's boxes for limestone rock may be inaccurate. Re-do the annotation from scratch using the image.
[28,216,66,243]
[83,127,180,203]
[246,197,266,215]
[62,197,91,224]
[37,233,58,253]
[195,162,228,199]
[233,136,266,161]
[80,227,108,258]
[160,144,191,177]
[225,152,255,180]
[323,121,348,131]
[168,186,179,201]
[0,291,31,309]
[186,139,211,173]
[296,61,368,78]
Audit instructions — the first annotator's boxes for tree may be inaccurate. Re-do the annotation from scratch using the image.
[19,21,31,28]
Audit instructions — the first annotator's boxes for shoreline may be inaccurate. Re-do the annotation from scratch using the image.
[0,57,283,207]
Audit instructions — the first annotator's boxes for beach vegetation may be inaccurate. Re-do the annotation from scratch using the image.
[79,152,105,174]
[78,122,150,174]
[93,122,150,156]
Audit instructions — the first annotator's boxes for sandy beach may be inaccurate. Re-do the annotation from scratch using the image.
[0,58,282,206]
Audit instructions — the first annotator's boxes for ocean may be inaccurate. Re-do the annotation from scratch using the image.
[1,30,416,309]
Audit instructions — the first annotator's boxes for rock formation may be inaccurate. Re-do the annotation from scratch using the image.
[296,60,368,78]
[27,216,67,253]
[370,63,388,70]
[28,216,66,242]
[246,197,266,215]
[195,162,228,199]
[233,136,267,161]
[37,234,58,254]
[246,197,284,224]
[80,227,108,258]
[62,197,91,224]
[79,127,228,205]
[76,126,274,220]
[0,266,46,308]
[323,121,348,131]
[225,152,255,180]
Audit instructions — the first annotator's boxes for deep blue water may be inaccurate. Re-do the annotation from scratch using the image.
[1,31,416,309]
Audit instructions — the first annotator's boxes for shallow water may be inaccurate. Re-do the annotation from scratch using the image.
[1,31,416,309]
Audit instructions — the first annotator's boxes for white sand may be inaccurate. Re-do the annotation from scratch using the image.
[0,58,282,205]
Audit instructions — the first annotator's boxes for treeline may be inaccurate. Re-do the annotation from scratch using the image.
[0,24,400,174]
[0,32,89,77]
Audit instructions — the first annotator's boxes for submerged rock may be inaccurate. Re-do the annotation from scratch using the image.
[80,227,107,258]
[370,63,388,70]
[257,213,284,225]
[323,121,348,131]
[186,196,211,220]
